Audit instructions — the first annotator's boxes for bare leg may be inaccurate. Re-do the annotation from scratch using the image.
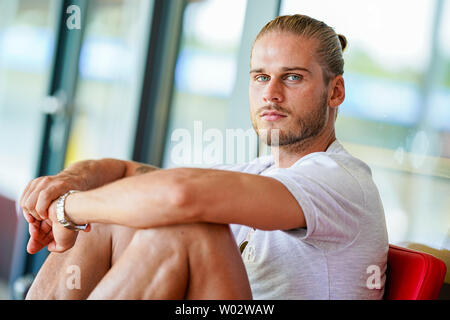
[88,223,252,299]
[25,223,136,299]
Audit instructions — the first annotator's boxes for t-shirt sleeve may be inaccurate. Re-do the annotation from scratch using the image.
[263,154,364,251]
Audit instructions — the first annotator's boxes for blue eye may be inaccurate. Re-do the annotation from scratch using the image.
[286,74,302,81]
[256,75,270,82]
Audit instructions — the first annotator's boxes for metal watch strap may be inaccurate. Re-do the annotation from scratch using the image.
[56,190,88,231]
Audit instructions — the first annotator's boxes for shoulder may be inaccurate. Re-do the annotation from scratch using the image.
[209,155,274,174]
[290,140,372,181]
[264,141,374,204]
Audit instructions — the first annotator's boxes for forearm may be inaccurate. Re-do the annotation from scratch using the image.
[63,168,194,229]
[60,158,160,190]
[59,166,303,231]
[60,159,125,190]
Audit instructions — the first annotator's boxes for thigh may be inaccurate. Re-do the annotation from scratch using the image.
[88,223,190,299]
[26,223,137,299]
[184,223,252,299]
[88,223,252,299]
[27,223,113,299]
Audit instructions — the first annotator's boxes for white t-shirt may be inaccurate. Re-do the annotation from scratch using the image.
[213,140,389,299]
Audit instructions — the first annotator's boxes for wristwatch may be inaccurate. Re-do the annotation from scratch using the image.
[56,190,89,231]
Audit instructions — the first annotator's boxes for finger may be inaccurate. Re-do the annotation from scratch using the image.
[45,230,54,243]
[28,219,42,234]
[28,221,45,241]
[39,230,54,249]
[27,236,47,254]
[27,234,52,254]
[27,238,42,254]
[40,219,53,235]
[27,231,47,254]
[36,182,70,220]
[24,192,42,221]
[35,220,53,242]
[20,177,41,210]
[27,225,54,254]
[28,223,42,240]
[23,211,35,224]
[23,177,52,221]
[19,178,37,208]
[25,219,41,235]
[21,180,40,222]
[35,187,57,220]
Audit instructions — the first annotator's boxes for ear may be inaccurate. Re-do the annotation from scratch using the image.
[328,75,345,109]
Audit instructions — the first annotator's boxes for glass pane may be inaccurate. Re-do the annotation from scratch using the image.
[0,0,58,199]
[64,0,153,165]
[162,0,248,168]
[281,0,450,249]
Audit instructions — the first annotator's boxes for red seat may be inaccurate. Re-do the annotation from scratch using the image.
[384,244,447,300]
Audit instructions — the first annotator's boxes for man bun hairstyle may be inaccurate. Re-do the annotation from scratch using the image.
[337,34,347,52]
[254,14,347,84]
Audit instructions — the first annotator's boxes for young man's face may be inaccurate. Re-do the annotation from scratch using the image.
[249,32,331,146]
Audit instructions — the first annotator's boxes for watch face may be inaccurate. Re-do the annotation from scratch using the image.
[56,190,86,231]
[56,207,65,223]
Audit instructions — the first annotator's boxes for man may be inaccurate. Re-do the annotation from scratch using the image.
[20,14,388,299]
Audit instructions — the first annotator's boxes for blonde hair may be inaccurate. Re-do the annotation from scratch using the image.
[254,14,347,84]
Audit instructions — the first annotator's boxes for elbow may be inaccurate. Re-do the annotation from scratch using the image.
[170,182,191,209]
[168,170,203,223]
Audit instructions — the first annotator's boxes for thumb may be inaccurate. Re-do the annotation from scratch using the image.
[47,240,57,252]
[47,240,67,253]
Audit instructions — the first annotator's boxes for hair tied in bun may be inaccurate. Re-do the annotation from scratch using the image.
[338,34,347,52]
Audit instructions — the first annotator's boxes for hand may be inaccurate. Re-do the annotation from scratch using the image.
[26,218,54,254]
[20,172,87,221]
[26,200,90,254]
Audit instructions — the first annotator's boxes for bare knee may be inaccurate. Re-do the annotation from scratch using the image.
[177,223,250,299]
[86,223,248,300]
[130,223,231,249]
[127,225,187,255]
[126,223,233,271]
[87,226,191,300]
[77,223,137,264]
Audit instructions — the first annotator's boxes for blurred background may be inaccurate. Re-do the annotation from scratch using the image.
[0,0,448,299]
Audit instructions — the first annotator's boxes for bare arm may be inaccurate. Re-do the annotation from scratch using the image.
[61,158,160,188]
[20,158,159,221]
[62,167,305,231]
[122,161,160,178]
[22,158,161,254]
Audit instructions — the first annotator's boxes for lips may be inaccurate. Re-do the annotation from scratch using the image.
[260,110,287,121]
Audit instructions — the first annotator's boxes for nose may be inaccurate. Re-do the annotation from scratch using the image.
[262,79,284,103]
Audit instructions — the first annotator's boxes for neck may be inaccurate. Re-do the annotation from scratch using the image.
[271,128,336,168]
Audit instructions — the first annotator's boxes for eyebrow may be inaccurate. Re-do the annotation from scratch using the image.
[249,66,312,74]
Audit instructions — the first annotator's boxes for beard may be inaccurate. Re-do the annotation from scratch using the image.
[252,90,329,148]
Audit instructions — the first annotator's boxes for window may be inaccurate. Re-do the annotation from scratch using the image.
[0,0,59,199]
[64,0,153,166]
[162,0,248,168]
[281,0,450,249]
